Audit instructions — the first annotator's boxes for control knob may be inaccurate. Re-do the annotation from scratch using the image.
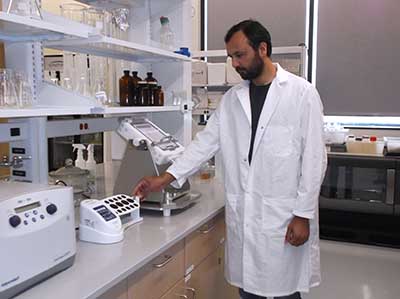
[46,203,57,215]
[9,215,21,228]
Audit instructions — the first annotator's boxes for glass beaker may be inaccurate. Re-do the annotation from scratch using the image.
[7,0,42,18]
[0,69,18,108]
[84,7,105,34]
[60,3,85,23]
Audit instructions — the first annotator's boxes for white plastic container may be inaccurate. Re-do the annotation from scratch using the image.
[346,140,385,155]
[192,60,207,85]
[207,63,226,85]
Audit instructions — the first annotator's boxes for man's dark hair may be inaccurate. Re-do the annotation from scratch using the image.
[224,19,272,57]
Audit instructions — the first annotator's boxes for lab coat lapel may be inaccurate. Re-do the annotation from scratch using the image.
[235,82,251,125]
[252,64,287,158]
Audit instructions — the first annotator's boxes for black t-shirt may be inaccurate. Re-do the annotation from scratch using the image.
[248,82,271,164]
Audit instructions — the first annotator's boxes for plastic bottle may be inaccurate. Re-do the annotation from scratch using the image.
[159,16,175,49]
[72,144,86,169]
[86,144,97,176]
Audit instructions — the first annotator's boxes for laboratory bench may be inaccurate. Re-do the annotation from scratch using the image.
[13,166,230,299]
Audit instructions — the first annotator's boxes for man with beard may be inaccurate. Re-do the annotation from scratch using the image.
[133,20,326,299]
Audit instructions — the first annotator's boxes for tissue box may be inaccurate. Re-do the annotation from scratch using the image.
[226,57,242,84]
[207,63,226,85]
[192,60,207,85]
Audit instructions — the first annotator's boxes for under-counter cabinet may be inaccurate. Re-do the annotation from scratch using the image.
[97,212,238,299]
[127,240,185,299]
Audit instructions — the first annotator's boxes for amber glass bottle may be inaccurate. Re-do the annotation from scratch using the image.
[154,86,164,106]
[145,72,158,83]
[131,71,142,106]
[119,70,133,106]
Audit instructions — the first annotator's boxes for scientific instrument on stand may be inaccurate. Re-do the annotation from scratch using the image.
[115,118,201,216]
[79,194,142,244]
[0,181,76,299]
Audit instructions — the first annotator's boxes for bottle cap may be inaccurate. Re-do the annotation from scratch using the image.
[160,16,169,25]
[370,136,377,142]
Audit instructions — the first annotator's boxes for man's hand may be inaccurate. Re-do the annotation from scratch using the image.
[285,216,310,246]
[132,172,175,201]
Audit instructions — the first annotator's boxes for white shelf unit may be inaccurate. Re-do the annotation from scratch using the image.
[0,0,193,184]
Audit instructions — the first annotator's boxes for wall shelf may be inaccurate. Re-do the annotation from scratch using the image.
[45,35,191,62]
[102,105,181,115]
[0,106,93,118]
[77,0,184,10]
[0,12,90,42]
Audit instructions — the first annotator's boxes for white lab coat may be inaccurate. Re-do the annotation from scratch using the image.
[167,64,327,297]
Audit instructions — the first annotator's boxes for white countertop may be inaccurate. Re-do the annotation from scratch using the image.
[15,166,225,299]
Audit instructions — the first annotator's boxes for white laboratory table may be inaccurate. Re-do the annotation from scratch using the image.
[14,164,225,299]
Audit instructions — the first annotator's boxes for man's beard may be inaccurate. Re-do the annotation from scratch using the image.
[235,54,264,80]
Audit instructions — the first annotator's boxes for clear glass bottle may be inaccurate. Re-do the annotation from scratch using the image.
[159,16,175,49]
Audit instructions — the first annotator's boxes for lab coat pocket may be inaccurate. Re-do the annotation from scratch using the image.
[224,194,243,282]
[264,125,294,157]
[225,194,242,241]
[267,232,309,293]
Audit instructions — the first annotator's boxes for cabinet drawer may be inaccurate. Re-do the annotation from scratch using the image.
[128,240,185,299]
[185,213,225,274]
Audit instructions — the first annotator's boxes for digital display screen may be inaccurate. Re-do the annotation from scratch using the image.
[94,205,116,222]
[15,202,41,213]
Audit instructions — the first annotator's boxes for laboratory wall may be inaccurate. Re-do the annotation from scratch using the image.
[316,0,400,116]
[207,0,307,50]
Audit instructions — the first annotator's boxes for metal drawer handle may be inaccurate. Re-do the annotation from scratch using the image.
[185,287,196,299]
[198,224,216,234]
[386,169,395,205]
[153,255,172,268]
[175,295,188,299]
